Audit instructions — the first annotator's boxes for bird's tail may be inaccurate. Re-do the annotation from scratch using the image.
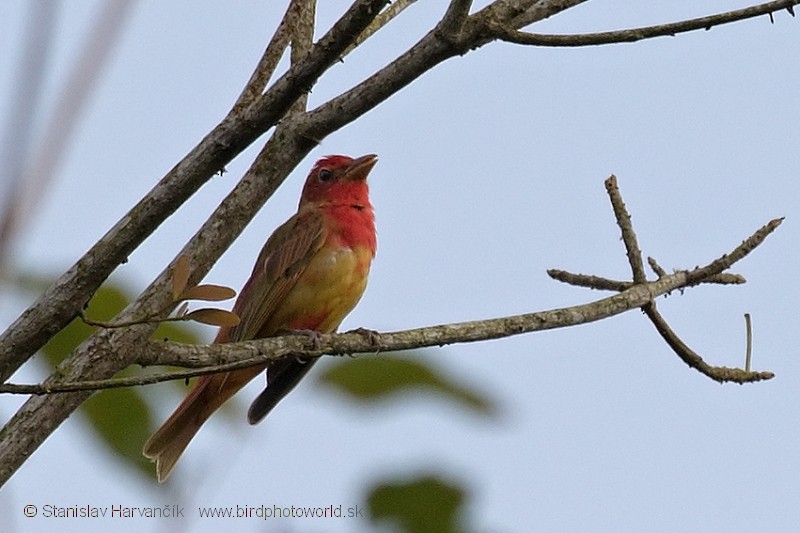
[143,366,264,482]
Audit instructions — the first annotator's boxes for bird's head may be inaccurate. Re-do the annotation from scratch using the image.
[299,154,378,207]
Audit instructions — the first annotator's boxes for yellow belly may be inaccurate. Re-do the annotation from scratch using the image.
[270,245,372,334]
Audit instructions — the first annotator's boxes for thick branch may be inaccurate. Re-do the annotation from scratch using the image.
[0,0,390,383]
[0,0,390,488]
[0,0,786,488]
[489,0,799,47]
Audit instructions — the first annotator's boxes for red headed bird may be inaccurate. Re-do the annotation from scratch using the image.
[143,154,378,482]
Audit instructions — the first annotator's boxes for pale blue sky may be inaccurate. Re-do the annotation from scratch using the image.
[1,2,799,532]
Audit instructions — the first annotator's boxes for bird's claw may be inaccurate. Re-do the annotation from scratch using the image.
[285,329,324,351]
[346,327,382,348]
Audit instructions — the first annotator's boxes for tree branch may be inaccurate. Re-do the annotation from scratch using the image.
[547,269,746,292]
[0,208,782,396]
[341,0,420,57]
[0,0,390,488]
[0,0,788,488]
[488,0,799,47]
[0,0,390,383]
[231,1,297,110]
[642,304,772,384]
[605,175,647,284]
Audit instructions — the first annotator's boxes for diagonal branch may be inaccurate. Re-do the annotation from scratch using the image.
[342,0,420,58]
[605,175,647,284]
[232,1,298,110]
[488,0,799,47]
[643,304,772,384]
[0,0,787,488]
[588,176,781,383]
[0,0,390,383]
[0,0,390,488]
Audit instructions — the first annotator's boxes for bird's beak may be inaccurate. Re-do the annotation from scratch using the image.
[343,154,378,181]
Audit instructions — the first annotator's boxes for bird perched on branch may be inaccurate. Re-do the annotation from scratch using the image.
[143,154,379,482]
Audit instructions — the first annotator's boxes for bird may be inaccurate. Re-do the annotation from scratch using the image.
[143,154,378,482]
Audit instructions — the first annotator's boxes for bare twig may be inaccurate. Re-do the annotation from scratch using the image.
[643,304,772,383]
[745,313,753,372]
[602,178,778,384]
[685,218,783,285]
[547,269,747,292]
[0,208,781,397]
[647,257,668,278]
[342,0,419,57]
[489,0,800,47]
[605,175,647,284]
[547,270,632,292]
[0,0,788,488]
[232,1,297,110]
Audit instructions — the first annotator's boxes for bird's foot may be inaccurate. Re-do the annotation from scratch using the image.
[283,328,324,351]
[345,327,382,349]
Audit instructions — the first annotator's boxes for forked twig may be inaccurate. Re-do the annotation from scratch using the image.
[556,175,779,384]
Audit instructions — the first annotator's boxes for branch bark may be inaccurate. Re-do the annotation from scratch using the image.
[0,242,778,395]
[0,0,790,487]
[488,0,799,47]
[0,190,782,395]
[0,0,391,382]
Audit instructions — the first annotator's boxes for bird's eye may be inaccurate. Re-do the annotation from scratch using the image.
[318,168,333,182]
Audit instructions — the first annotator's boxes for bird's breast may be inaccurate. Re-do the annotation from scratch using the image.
[274,244,373,334]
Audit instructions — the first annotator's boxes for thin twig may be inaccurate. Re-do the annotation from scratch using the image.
[745,313,753,372]
[489,0,800,47]
[547,270,631,292]
[232,1,297,110]
[0,212,781,396]
[605,175,647,284]
[647,257,668,278]
[547,269,745,292]
[643,303,772,384]
[342,0,419,58]
[686,217,784,285]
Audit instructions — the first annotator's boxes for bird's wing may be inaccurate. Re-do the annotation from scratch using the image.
[228,209,327,342]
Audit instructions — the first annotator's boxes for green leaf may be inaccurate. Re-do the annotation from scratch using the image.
[81,383,155,478]
[41,283,130,364]
[37,280,203,480]
[367,474,469,533]
[317,353,496,417]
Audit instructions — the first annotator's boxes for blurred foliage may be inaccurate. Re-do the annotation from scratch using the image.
[320,355,494,531]
[367,474,472,533]
[13,273,492,528]
[35,279,203,481]
[317,353,496,417]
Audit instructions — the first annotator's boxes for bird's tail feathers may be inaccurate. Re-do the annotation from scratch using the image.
[143,367,263,482]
